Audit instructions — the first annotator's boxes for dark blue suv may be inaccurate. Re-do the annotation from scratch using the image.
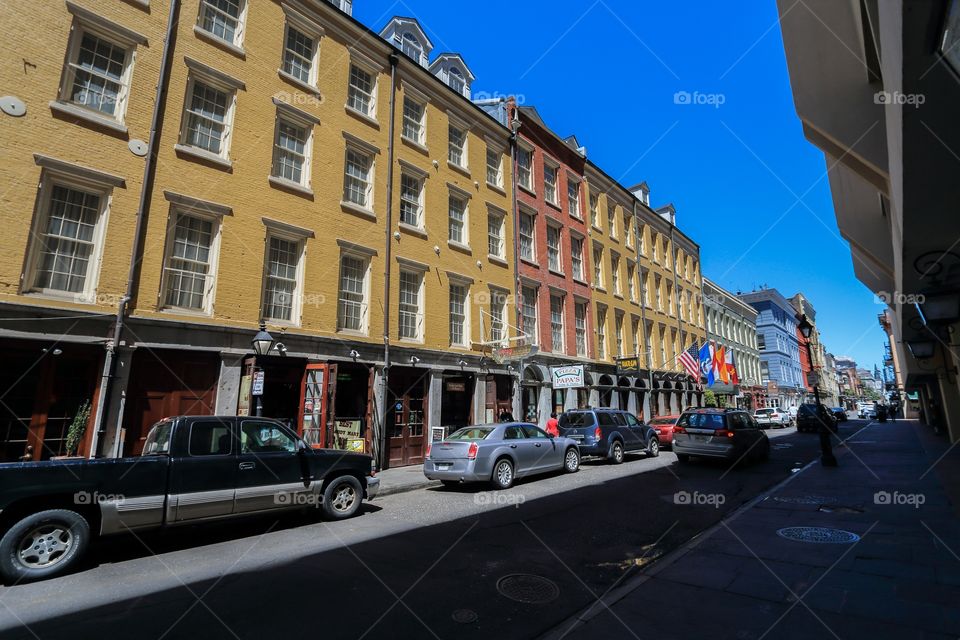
[558,409,659,463]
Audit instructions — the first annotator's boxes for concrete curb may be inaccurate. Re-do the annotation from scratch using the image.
[376,478,441,498]
[535,456,823,640]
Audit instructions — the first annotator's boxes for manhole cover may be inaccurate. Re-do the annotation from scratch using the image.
[496,574,560,604]
[773,495,838,505]
[451,609,478,624]
[777,527,860,544]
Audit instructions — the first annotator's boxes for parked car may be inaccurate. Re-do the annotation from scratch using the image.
[0,416,378,584]
[424,423,580,489]
[857,403,875,419]
[830,407,849,422]
[648,415,681,448]
[753,408,790,429]
[672,408,770,464]
[796,403,839,433]
[558,409,660,463]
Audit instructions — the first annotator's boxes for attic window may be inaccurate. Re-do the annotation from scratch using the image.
[448,67,465,93]
[402,32,423,63]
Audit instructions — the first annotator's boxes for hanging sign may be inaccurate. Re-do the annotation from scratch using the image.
[551,365,585,389]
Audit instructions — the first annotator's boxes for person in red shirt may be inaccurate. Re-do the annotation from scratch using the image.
[545,412,559,437]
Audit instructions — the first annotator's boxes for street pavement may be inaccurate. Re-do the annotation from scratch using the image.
[0,421,881,639]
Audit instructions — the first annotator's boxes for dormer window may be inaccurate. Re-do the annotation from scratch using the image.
[448,67,465,94]
[401,32,423,64]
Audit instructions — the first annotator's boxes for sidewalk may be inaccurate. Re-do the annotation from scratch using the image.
[376,463,437,497]
[542,420,960,640]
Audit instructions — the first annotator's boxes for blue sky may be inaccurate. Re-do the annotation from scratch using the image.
[355,1,888,372]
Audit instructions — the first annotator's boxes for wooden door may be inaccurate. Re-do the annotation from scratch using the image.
[388,376,425,467]
[298,364,328,447]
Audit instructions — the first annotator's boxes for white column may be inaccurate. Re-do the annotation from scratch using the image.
[538,384,552,429]
[428,369,443,430]
[472,374,485,425]
[564,388,578,411]
[98,346,135,458]
[214,353,245,415]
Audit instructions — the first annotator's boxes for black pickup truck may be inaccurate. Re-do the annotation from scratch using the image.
[0,415,379,583]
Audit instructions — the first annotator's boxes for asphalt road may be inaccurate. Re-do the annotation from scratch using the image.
[0,421,865,640]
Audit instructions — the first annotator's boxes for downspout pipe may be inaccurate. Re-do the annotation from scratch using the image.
[379,53,399,471]
[91,0,180,458]
[634,201,655,411]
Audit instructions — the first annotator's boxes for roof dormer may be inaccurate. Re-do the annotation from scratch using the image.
[429,53,475,98]
[326,0,353,16]
[630,181,650,206]
[380,17,432,67]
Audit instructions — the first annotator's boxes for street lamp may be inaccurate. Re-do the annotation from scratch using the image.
[797,314,837,467]
[251,323,274,417]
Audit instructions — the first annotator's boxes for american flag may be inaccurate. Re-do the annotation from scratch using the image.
[678,342,702,388]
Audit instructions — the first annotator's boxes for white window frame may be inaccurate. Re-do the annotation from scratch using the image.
[398,267,424,342]
[279,8,324,90]
[611,252,621,296]
[346,54,378,121]
[627,260,636,303]
[638,223,646,255]
[521,284,539,346]
[546,223,562,274]
[198,0,248,48]
[589,193,599,228]
[593,243,604,290]
[597,305,608,360]
[517,144,534,192]
[341,141,375,212]
[486,144,504,189]
[489,287,508,346]
[519,209,536,262]
[615,312,624,358]
[336,249,371,334]
[160,207,223,316]
[179,69,239,162]
[487,207,505,260]
[567,176,582,219]
[448,279,471,347]
[571,234,584,282]
[401,95,427,147]
[270,101,317,190]
[448,188,470,247]
[624,212,634,248]
[543,159,559,205]
[24,169,114,302]
[550,293,565,354]
[607,204,617,239]
[261,231,306,326]
[574,300,588,358]
[399,170,425,229]
[448,120,468,170]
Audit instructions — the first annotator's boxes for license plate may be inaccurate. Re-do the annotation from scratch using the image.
[437,463,452,470]
[693,435,708,443]
[569,434,583,440]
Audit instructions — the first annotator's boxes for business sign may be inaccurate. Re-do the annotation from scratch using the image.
[251,370,265,396]
[492,344,539,364]
[615,357,641,374]
[445,381,466,392]
[551,365,585,389]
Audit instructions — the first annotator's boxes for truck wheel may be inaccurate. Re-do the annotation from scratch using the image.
[609,441,624,464]
[322,475,364,520]
[0,509,90,584]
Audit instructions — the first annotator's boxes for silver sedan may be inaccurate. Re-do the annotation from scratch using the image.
[423,423,580,489]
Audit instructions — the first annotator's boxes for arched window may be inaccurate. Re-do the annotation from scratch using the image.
[448,66,465,93]
[402,32,422,62]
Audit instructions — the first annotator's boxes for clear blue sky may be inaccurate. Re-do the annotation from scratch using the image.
[355,1,888,372]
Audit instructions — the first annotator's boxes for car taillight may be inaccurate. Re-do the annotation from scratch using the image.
[673,425,686,434]
[715,430,735,438]
[467,442,478,459]
[424,443,431,460]
[594,426,602,440]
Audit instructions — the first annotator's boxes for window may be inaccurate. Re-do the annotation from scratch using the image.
[589,193,599,227]
[262,236,302,323]
[199,0,245,47]
[347,64,375,117]
[61,30,132,121]
[398,269,423,340]
[337,254,368,332]
[490,289,507,345]
[521,285,538,344]
[597,306,607,359]
[282,24,316,84]
[593,244,604,289]
[575,302,588,357]
[272,117,311,186]
[399,173,423,227]
[659,326,667,367]
[607,205,616,238]
[182,77,234,158]
[624,213,633,248]
[611,254,621,296]
[757,334,766,350]
[571,236,584,281]
[343,147,373,209]
[448,67,465,94]
[550,294,565,352]
[567,179,581,218]
[402,97,425,145]
[638,223,646,255]
[667,283,675,315]
[652,234,659,262]
[631,318,641,355]
[240,421,298,453]
[517,146,533,190]
[627,262,636,302]
[678,289,685,321]
[401,32,423,63]
[27,182,107,297]
[615,313,624,357]
[641,270,650,306]
[449,283,469,346]
[448,124,467,168]
[547,225,562,272]
[486,147,503,187]
[655,275,663,311]
[189,421,232,456]
[448,194,467,244]
[163,212,217,312]
[519,211,535,261]
[487,210,505,259]
[544,163,558,204]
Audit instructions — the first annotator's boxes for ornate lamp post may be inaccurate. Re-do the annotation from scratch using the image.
[251,323,274,417]
[797,314,837,467]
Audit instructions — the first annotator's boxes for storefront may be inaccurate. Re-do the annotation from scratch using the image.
[0,340,102,462]
[440,372,474,430]
[386,366,428,468]
[484,373,514,422]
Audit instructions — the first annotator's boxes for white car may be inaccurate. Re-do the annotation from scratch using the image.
[753,408,790,428]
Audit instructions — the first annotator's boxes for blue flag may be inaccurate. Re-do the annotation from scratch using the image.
[699,342,715,386]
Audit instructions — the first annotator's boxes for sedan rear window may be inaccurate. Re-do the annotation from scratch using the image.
[678,413,726,429]
[448,427,494,440]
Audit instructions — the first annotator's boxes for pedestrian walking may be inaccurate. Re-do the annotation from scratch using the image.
[545,412,559,437]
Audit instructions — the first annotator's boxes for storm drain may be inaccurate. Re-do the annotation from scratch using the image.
[777,527,860,544]
[773,495,837,505]
[496,574,560,604]
[451,609,478,624]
